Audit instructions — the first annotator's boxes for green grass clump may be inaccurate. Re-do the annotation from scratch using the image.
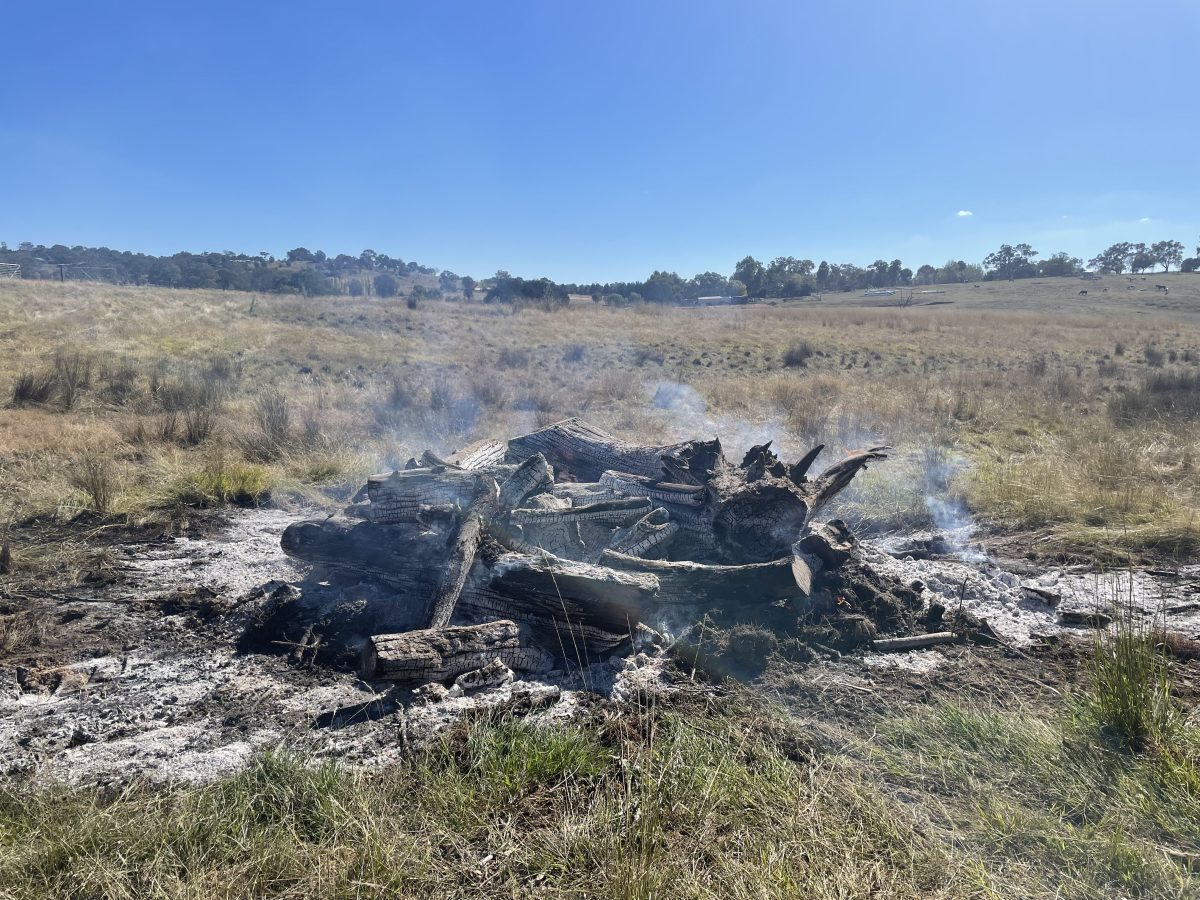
[0,714,974,899]
[280,448,369,487]
[1081,595,1182,753]
[162,453,270,508]
[0,752,363,900]
[429,717,609,799]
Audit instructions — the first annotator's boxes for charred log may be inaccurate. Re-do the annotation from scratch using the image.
[510,497,653,526]
[871,632,958,652]
[281,517,656,658]
[507,417,721,483]
[426,477,497,628]
[607,508,679,558]
[788,444,825,485]
[498,452,554,509]
[599,470,705,507]
[363,620,554,682]
[365,469,482,523]
[599,550,811,607]
[280,518,449,596]
[805,447,890,518]
[450,439,507,470]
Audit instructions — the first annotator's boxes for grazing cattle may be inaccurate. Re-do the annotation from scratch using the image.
[1078,289,1088,296]
[1156,284,1169,293]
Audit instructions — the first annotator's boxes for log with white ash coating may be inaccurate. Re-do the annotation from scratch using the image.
[275,417,903,686]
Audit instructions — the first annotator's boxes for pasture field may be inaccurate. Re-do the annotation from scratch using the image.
[2,272,1198,576]
[2,274,1200,899]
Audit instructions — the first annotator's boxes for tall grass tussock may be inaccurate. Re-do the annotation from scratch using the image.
[1082,589,1185,753]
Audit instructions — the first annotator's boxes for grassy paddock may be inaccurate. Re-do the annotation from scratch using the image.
[1,276,1199,575]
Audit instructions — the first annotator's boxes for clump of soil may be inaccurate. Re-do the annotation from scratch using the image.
[804,556,925,651]
[668,548,928,683]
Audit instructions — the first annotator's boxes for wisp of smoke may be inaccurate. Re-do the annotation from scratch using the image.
[652,381,708,419]
[650,379,796,459]
[925,494,986,562]
[921,446,986,562]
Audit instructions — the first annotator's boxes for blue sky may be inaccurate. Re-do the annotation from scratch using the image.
[2,1,1196,282]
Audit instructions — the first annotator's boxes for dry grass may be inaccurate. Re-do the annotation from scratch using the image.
[966,421,1200,559]
[68,451,118,515]
[1,276,1198,562]
[876,702,1200,898]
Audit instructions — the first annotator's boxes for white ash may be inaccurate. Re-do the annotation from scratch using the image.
[0,509,684,787]
[860,648,948,674]
[119,508,309,599]
[861,540,1200,647]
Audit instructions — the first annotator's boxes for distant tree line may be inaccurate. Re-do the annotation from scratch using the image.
[979,240,1196,280]
[570,270,739,306]
[569,235,1199,305]
[1087,240,1191,275]
[3,234,1197,307]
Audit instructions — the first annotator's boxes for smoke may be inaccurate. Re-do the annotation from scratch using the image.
[652,381,708,420]
[649,379,793,459]
[924,495,985,562]
[921,446,986,562]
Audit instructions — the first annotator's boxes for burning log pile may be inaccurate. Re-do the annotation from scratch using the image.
[277,418,914,687]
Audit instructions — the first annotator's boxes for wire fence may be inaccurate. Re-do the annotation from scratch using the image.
[0,263,20,279]
[57,265,119,282]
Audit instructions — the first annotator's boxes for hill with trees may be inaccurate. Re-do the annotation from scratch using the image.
[0,243,456,300]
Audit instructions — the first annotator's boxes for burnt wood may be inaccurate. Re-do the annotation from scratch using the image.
[426,477,497,628]
[281,418,888,677]
[599,550,811,606]
[363,620,554,682]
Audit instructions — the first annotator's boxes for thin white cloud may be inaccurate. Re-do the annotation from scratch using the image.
[956,210,973,217]
[1137,216,1152,224]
